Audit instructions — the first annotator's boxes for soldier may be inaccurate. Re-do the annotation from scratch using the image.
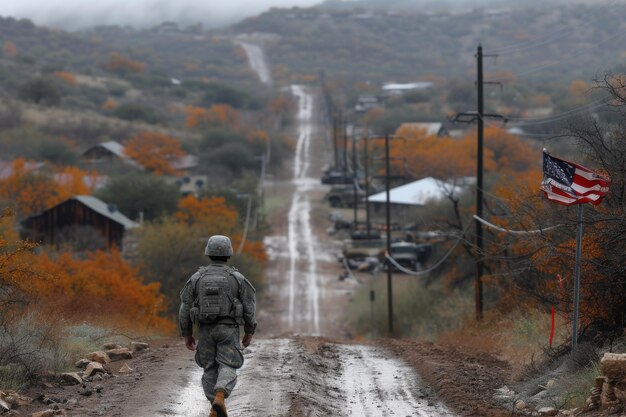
[179,235,257,417]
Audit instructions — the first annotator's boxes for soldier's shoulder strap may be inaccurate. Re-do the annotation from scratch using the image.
[180,271,201,303]
[225,266,256,295]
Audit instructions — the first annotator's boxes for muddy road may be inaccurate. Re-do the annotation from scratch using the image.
[67,84,458,417]
[63,82,453,417]
[259,84,352,339]
[138,84,455,416]
[25,42,516,417]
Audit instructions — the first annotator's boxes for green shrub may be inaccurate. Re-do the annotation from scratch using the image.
[95,172,180,221]
[17,77,61,105]
[200,143,256,176]
[37,139,79,165]
[112,102,164,124]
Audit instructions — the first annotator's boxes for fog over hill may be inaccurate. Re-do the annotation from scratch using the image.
[0,0,616,30]
[0,0,320,30]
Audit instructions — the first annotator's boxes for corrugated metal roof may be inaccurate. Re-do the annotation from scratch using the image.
[368,177,464,206]
[399,123,445,137]
[74,195,139,229]
[97,141,128,159]
[383,82,433,91]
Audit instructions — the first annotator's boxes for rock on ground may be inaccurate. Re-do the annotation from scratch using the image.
[59,373,83,385]
[537,406,558,416]
[84,362,107,377]
[75,359,90,369]
[105,348,133,361]
[601,353,626,383]
[130,342,149,352]
[87,351,111,364]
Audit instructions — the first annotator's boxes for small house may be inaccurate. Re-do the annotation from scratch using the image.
[22,195,138,251]
[82,141,141,168]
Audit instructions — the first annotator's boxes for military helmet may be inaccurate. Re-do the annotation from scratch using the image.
[205,235,233,257]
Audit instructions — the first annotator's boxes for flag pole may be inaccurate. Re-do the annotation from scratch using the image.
[571,203,584,354]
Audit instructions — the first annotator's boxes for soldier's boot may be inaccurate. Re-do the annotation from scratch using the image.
[212,390,228,417]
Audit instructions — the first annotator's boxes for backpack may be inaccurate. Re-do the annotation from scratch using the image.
[193,265,243,325]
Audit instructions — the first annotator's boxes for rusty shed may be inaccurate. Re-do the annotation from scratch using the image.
[22,195,139,251]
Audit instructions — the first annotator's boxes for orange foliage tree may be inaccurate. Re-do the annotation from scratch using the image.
[482,167,622,332]
[30,249,172,330]
[0,159,61,217]
[104,52,146,74]
[101,98,117,111]
[0,209,39,310]
[0,159,99,217]
[53,165,99,200]
[174,194,267,264]
[184,104,241,129]
[175,194,239,234]
[124,132,185,176]
[53,71,77,86]
[0,209,172,331]
[3,41,17,58]
[387,126,536,180]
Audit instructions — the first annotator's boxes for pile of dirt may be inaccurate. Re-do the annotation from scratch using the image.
[381,338,513,417]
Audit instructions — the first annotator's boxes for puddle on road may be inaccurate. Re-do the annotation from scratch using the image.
[170,367,207,417]
[340,345,457,417]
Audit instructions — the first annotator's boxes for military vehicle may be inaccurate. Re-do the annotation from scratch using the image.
[387,241,433,272]
[326,184,365,208]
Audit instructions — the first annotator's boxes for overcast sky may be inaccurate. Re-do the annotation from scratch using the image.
[0,0,323,30]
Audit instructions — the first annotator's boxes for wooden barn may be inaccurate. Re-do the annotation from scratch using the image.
[22,195,139,251]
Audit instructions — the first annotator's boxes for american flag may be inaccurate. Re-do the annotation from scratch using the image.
[541,150,611,206]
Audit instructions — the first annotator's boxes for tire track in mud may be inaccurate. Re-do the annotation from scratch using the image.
[228,338,456,416]
[285,84,322,335]
[339,345,455,416]
[228,339,293,416]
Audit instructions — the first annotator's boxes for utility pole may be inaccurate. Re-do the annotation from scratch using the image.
[385,133,393,335]
[476,44,485,321]
[364,137,371,238]
[332,115,339,169]
[343,118,349,182]
[451,44,505,321]
[368,133,405,335]
[352,130,358,227]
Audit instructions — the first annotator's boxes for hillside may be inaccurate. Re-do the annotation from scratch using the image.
[234,2,626,86]
[0,16,270,130]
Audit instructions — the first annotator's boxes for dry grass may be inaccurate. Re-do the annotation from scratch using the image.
[437,307,570,372]
[0,311,164,391]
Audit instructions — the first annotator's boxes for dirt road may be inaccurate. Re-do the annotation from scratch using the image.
[22,40,516,417]
[70,82,457,417]
[234,37,273,86]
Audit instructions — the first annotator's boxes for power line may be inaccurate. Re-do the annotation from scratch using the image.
[484,27,577,55]
[473,215,562,235]
[512,29,626,79]
[484,0,625,56]
[384,225,471,277]
[489,98,610,128]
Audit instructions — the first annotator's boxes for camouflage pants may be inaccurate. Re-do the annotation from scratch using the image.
[195,324,244,401]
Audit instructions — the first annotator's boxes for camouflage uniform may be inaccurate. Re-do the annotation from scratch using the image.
[179,260,257,401]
